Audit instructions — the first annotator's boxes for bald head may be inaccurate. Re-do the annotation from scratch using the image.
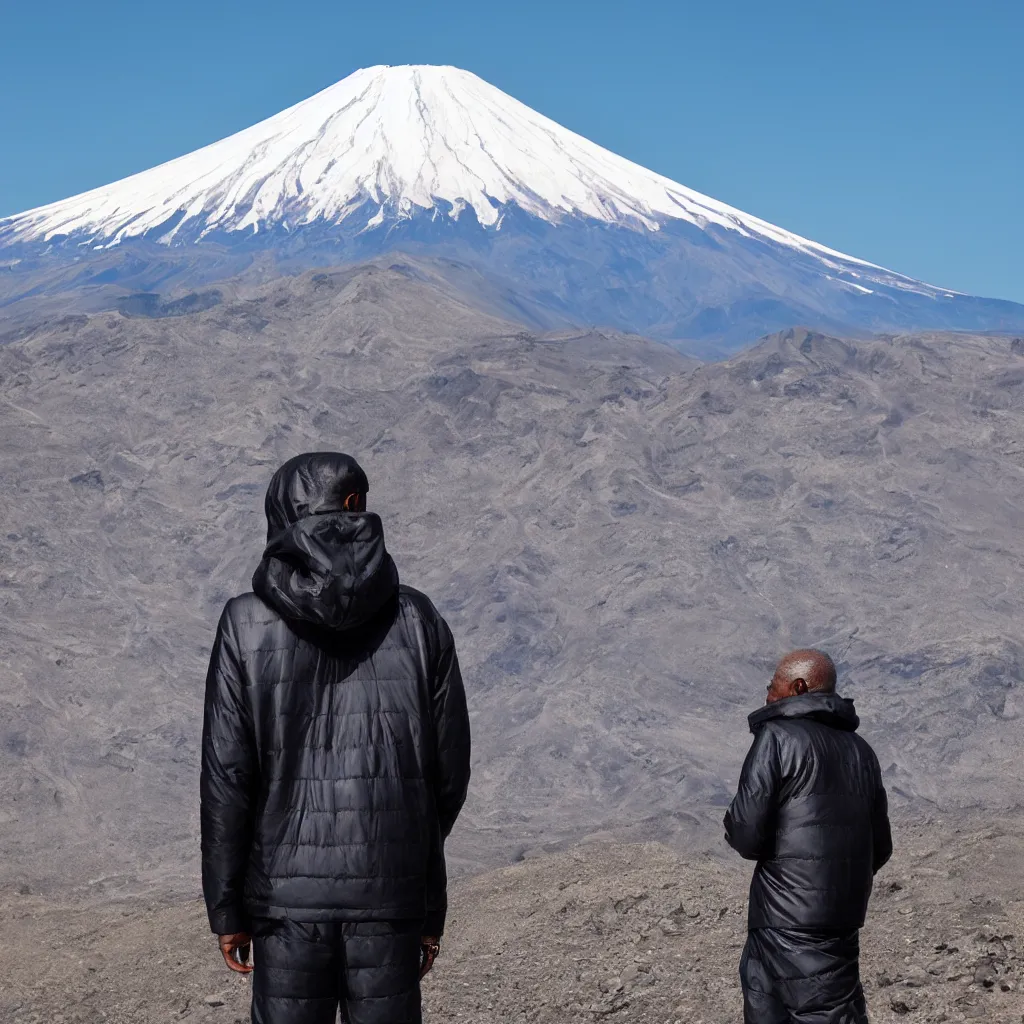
[766,649,837,704]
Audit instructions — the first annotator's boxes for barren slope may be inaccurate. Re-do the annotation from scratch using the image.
[1,264,1023,899]
[2,819,1021,1024]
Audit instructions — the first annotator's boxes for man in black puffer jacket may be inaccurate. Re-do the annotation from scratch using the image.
[724,649,892,1024]
[201,452,471,1024]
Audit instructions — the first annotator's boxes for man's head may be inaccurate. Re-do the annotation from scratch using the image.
[264,452,368,540]
[765,648,837,704]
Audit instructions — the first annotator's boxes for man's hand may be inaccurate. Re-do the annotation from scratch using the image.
[419,936,441,980]
[218,932,253,974]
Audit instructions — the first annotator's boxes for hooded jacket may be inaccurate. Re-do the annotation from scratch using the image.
[724,692,892,931]
[200,453,471,937]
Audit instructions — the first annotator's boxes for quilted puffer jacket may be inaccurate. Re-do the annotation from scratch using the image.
[200,453,471,937]
[724,692,892,931]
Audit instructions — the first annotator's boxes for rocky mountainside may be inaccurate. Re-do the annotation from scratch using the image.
[3,65,1023,349]
[3,817,1022,1023]
[1,261,1022,900]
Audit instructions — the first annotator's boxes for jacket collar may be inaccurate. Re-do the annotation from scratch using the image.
[748,691,860,734]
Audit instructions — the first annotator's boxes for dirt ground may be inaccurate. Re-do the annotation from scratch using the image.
[2,816,1022,1024]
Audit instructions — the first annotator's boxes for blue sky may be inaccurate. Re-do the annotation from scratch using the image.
[1,0,1021,302]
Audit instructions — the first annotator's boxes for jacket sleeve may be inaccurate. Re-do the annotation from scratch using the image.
[871,759,893,873]
[200,605,258,936]
[723,725,781,861]
[424,621,472,936]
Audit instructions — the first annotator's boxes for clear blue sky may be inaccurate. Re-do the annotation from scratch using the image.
[1,0,1021,302]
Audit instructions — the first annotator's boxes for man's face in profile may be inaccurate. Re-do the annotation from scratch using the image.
[765,668,802,705]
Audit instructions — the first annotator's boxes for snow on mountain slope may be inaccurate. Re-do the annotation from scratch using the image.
[0,65,940,293]
[4,64,1023,350]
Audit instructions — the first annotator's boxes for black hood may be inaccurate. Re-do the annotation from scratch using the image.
[252,453,398,631]
[748,692,860,734]
[263,452,370,543]
[253,512,399,631]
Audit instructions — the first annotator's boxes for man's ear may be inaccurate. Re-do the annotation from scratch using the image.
[793,678,808,696]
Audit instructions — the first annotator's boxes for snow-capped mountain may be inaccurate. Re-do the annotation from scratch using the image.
[0,65,904,268]
[3,64,1023,350]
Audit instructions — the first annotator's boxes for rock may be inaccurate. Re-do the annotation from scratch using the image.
[972,961,997,987]
[901,965,931,987]
[203,995,224,1007]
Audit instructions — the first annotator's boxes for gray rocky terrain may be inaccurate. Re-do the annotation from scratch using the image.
[2,817,1021,1023]
[1,256,1023,903]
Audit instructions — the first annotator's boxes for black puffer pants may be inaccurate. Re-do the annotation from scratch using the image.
[251,919,422,1024]
[740,927,868,1024]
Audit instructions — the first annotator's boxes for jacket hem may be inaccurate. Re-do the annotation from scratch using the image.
[246,902,428,925]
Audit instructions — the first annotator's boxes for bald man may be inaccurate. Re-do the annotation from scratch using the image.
[724,650,892,1024]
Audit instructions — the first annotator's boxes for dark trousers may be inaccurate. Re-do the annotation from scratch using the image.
[250,918,422,1024]
[739,927,868,1024]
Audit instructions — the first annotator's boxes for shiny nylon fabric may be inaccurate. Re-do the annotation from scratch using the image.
[201,585,471,937]
[740,928,868,1024]
[253,512,399,631]
[263,452,369,541]
[250,918,422,1024]
[201,454,471,939]
[724,693,892,931]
